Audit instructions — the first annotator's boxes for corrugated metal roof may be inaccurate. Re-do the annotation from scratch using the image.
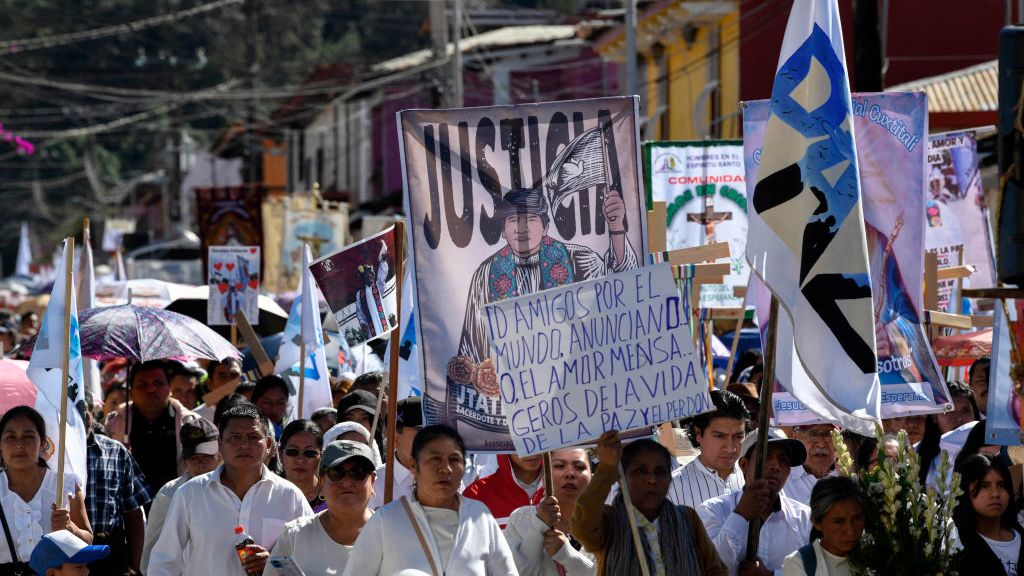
[371,25,579,74]
[887,59,997,113]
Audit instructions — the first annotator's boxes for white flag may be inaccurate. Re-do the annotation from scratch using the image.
[27,240,88,490]
[15,222,32,278]
[745,0,880,433]
[77,228,102,404]
[276,245,332,419]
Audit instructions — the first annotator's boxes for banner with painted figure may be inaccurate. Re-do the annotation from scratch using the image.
[400,96,647,451]
[926,131,997,313]
[310,227,398,348]
[745,92,950,422]
[986,301,1023,445]
[645,141,748,308]
[195,186,263,282]
[207,246,260,325]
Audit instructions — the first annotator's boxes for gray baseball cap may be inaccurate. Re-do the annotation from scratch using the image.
[319,440,375,473]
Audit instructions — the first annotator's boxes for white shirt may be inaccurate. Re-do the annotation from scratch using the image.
[782,466,819,506]
[981,531,1021,576]
[668,457,744,508]
[148,464,313,576]
[369,457,415,510]
[698,490,812,576]
[342,494,517,576]
[502,506,595,576]
[142,474,191,574]
[265,512,363,576]
[781,540,856,576]
[0,469,81,564]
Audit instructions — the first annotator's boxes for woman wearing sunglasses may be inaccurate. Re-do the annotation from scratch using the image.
[268,440,376,575]
[279,420,326,512]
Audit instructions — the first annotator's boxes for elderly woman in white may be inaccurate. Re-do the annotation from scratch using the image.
[503,448,596,575]
[342,424,518,576]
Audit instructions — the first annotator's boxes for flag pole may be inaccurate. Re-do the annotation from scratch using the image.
[298,306,307,420]
[384,220,405,505]
[745,294,779,562]
[55,237,75,506]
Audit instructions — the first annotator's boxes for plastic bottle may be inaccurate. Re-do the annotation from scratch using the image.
[233,525,259,575]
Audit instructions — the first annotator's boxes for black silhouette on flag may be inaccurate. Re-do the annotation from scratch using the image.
[544,124,608,209]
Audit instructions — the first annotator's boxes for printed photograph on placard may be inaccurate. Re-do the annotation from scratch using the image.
[400,96,648,451]
[207,246,260,325]
[309,226,398,348]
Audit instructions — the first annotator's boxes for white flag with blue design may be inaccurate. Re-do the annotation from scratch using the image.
[27,239,88,490]
[746,0,880,432]
[276,245,332,419]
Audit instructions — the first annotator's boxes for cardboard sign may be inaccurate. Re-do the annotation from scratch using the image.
[483,263,711,456]
[208,246,260,326]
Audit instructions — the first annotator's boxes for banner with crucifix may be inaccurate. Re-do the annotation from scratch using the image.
[645,141,748,309]
[399,96,647,452]
[745,92,950,421]
[280,196,349,294]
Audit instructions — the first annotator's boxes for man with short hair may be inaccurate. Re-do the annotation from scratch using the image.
[968,356,991,415]
[148,404,312,576]
[699,428,811,576]
[349,371,384,397]
[141,415,222,573]
[83,393,151,575]
[783,423,838,505]
[106,360,198,498]
[251,375,290,439]
[670,389,749,507]
[168,362,204,410]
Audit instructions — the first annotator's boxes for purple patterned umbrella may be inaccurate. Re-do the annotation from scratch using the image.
[78,304,240,362]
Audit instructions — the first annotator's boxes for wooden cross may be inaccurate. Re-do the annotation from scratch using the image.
[687,195,732,243]
[296,233,330,258]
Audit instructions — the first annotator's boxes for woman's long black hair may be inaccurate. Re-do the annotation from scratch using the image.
[953,453,1022,538]
[0,405,49,468]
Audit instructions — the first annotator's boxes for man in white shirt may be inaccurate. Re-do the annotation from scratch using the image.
[699,427,811,576]
[370,396,422,508]
[147,403,313,576]
[783,423,838,505]
[671,389,749,508]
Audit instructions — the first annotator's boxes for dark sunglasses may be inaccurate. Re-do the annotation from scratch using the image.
[325,465,372,482]
[283,448,321,459]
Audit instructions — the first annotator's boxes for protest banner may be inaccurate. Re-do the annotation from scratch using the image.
[745,92,950,422]
[926,130,997,313]
[282,197,349,290]
[986,300,1023,445]
[310,227,399,348]
[400,96,647,451]
[645,141,748,309]
[207,246,260,326]
[483,263,711,456]
[195,186,264,282]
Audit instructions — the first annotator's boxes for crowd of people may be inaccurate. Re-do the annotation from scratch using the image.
[0,304,1013,576]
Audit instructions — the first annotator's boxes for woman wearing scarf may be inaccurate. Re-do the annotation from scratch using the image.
[573,430,726,576]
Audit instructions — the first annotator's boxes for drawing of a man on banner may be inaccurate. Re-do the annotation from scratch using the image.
[448,182,637,395]
[354,240,393,339]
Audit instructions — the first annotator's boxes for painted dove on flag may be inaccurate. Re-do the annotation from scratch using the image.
[745,0,880,432]
[27,239,88,490]
[544,124,608,209]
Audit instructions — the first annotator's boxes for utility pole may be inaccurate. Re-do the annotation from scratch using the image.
[453,0,464,108]
[245,0,259,186]
[625,0,637,99]
[429,0,450,107]
[853,0,883,91]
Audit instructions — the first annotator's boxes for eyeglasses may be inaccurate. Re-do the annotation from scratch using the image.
[325,466,372,482]
[283,448,321,459]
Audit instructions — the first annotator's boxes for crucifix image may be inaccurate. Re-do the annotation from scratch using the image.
[296,232,330,258]
[687,195,732,243]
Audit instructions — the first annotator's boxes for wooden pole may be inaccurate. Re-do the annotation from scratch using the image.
[384,220,406,505]
[230,323,238,349]
[55,237,74,506]
[745,295,779,562]
[617,461,653,576]
[704,317,714,390]
[234,310,273,377]
[724,288,751,383]
[543,452,554,498]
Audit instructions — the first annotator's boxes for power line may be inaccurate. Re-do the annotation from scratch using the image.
[0,0,244,54]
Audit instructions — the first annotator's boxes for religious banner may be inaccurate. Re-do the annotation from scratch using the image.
[400,96,648,451]
[195,186,264,282]
[281,197,349,292]
[745,92,950,421]
[645,141,748,308]
[926,130,996,312]
[484,264,710,456]
[261,198,287,294]
[986,300,1023,445]
[309,227,398,348]
[207,246,260,326]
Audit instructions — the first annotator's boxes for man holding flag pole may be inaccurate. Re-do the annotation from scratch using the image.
[739,0,881,570]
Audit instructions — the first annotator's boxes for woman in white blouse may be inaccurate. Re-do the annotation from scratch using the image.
[504,448,596,576]
[0,406,92,571]
[343,424,518,576]
[267,439,376,575]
